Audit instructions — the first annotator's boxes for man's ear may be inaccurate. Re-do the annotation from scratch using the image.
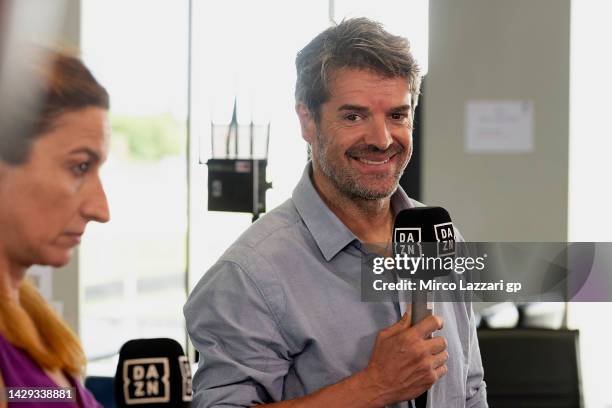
[295,102,316,144]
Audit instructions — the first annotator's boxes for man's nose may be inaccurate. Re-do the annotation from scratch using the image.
[364,116,393,150]
[81,176,110,223]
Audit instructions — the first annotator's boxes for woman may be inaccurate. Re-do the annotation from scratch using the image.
[0,48,110,407]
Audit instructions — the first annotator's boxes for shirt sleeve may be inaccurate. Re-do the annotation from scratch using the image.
[465,301,488,408]
[184,260,291,407]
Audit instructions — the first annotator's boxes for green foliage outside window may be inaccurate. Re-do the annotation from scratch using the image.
[111,114,186,161]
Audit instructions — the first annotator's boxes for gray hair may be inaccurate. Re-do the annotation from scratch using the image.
[295,17,421,123]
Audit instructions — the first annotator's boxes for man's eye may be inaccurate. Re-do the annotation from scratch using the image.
[391,112,408,121]
[345,113,362,122]
[73,162,91,176]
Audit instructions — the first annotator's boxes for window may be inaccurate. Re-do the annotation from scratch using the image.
[568,1,612,407]
[188,0,329,287]
[80,0,189,375]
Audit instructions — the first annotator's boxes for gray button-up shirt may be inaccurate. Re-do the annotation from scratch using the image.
[185,164,488,407]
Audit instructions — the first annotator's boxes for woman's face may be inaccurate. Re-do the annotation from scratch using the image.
[0,107,110,268]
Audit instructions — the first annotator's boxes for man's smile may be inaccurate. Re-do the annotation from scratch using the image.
[345,144,404,174]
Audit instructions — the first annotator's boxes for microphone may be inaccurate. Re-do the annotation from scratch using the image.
[392,206,456,327]
[114,338,193,407]
[393,206,456,408]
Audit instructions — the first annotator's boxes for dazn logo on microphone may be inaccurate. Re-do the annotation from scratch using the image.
[394,227,422,256]
[123,357,170,404]
[434,222,455,257]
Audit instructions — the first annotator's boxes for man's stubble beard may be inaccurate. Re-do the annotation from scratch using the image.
[313,129,410,201]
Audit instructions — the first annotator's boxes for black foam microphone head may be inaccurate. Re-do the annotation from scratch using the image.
[114,338,192,408]
[393,206,456,278]
[393,206,454,243]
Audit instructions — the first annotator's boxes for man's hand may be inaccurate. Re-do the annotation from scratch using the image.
[255,307,447,408]
[361,306,448,406]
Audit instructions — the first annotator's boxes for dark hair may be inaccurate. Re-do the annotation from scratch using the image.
[0,48,109,164]
[295,17,421,123]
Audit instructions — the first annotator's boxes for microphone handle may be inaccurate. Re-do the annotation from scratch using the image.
[410,286,433,338]
[410,284,433,408]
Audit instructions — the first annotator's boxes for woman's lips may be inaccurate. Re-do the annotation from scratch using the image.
[60,233,82,246]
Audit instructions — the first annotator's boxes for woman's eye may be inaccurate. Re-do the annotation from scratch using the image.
[73,162,91,176]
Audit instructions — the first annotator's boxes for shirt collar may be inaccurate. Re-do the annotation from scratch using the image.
[292,162,416,262]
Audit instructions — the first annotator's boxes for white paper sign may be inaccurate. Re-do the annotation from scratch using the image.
[465,100,534,153]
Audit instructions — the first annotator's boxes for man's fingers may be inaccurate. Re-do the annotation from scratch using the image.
[431,350,449,369]
[434,364,448,380]
[426,336,447,355]
[413,314,443,339]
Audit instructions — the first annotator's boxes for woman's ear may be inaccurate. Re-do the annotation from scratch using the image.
[295,103,316,144]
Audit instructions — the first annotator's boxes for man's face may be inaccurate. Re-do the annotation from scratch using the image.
[299,68,414,201]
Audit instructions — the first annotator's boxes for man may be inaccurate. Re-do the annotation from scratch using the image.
[185,18,487,408]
